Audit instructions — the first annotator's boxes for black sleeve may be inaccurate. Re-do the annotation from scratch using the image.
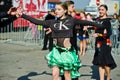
[22,14,52,27]
[74,18,104,29]
[104,20,112,38]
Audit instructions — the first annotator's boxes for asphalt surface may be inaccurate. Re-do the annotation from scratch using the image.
[0,42,120,80]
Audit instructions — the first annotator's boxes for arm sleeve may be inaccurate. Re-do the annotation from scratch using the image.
[104,20,112,38]
[22,14,51,27]
[74,18,104,29]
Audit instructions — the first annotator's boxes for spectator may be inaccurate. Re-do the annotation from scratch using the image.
[0,12,17,27]
[42,9,55,51]
[77,12,89,56]
[110,13,119,47]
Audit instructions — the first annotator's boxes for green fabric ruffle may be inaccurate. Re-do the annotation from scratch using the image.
[46,46,82,78]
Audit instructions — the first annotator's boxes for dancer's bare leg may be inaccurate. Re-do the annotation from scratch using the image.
[52,66,60,80]
[82,39,86,56]
[105,66,111,80]
[79,40,83,56]
[64,70,71,80]
[99,66,105,80]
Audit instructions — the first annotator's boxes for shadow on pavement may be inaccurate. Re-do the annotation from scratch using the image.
[17,72,39,80]
[17,71,52,80]
[80,64,99,80]
[39,71,52,75]
[90,65,99,80]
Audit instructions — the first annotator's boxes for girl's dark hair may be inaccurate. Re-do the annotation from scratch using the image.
[56,2,68,10]
[64,1,74,6]
[99,4,108,11]
[56,2,68,15]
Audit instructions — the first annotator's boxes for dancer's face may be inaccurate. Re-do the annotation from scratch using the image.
[55,4,67,18]
[99,6,107,17]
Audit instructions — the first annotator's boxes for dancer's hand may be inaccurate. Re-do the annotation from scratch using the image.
[7,7,17,15]
[44,28,47,31]
[45,28,52,34]
[16,7,23,16]
[83,26,88,30]
[7,7,23,17]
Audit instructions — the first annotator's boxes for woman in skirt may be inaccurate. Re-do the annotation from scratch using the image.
[92,5,117,80]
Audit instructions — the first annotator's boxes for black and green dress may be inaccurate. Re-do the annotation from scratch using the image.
[46,38,81,78]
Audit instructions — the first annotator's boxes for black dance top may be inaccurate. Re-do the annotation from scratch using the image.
[22,14,103,38]
[95,18,112,42]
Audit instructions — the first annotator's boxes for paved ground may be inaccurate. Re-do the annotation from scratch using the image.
[0,42,120,80]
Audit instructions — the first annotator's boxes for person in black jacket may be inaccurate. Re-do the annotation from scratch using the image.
[42,9,55,51]
[0,0,15,27]
[0,12,17,27]
[64,1,78,54]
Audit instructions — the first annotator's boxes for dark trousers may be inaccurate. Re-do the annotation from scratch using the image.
[42,33,53,51]
[70,36,78,53]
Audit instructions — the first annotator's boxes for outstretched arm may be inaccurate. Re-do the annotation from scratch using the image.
[74,18,104,29]
[7,7,51,27]
[21,14,51,27]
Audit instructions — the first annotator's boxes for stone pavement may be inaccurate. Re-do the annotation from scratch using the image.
[0,43,120,80]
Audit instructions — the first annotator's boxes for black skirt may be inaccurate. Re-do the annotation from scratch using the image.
[92,43,117,69]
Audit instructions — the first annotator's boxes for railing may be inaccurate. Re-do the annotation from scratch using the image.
[0,22,44,46]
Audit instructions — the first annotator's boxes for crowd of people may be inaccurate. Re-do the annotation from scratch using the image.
[5,0,120,80]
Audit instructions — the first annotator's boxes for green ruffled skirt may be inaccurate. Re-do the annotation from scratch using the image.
[46,45,82,78]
